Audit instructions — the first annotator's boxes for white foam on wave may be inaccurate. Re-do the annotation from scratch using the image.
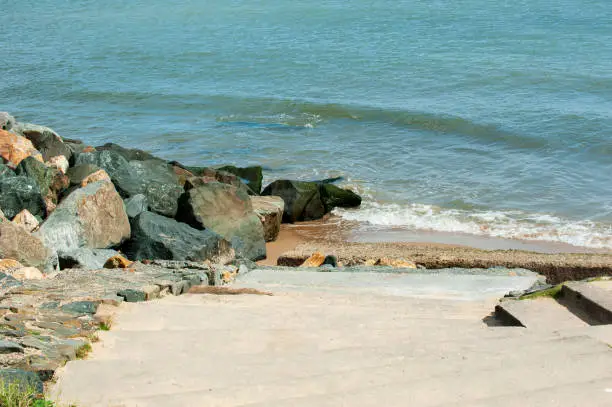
[334,201,612,250]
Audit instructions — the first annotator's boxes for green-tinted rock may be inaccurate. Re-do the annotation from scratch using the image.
[122,211,233,262]
[319,183,362,211]
[176,182,266,260]
[124,194,148,218]
[0,176,46,219]
[15,156,61,199]
[0,163,15,178]
[117,288,147,302]
[262,180,324,222]
[217,165,263,195]
[11,122,72,162]
[60,301,99,316]
[96,143,162,162]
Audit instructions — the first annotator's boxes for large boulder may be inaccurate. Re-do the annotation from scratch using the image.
[10,122,72,162]
[66,164,102,186]
[58,248,120,270]
[15,156,69,207]
[76,151,182,217]
[252,196,284,242]
[262,180,361,222]
[0,217,54,271]
[36,181,130,253]
[176,182,266,261]
[0,163,15,179]
[122,211,234,263]
[0,176,46,219]
[0,112,15,131]
[0,129,43,169]
[216,165,263,195]
[96,143,162,162]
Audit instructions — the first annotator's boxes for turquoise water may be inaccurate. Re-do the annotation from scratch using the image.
[3,0,612,248]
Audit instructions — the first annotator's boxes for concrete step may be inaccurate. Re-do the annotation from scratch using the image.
[560,281,612,325]
[495,297,589,330]
[52,335,611,406]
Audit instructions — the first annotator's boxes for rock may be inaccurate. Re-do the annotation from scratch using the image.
[323,255,338,267]
[117,288,146,302]
[77,152,182,217]
[60,301,99,316]
[217,165,263,195]
[251,196,284,242]
[15,156,69,209]
[0,129,43,169]
[80,169,111,187]
[0,112,15,131]
[301,252,326,267]
[10,122,72,162]
[103,254,132,269]
[96,143,162,162]
[11,209,39,232]
[0,368,44,394]
[66,164,101,186]
[176,182,266,261]
[123,211,234,263]
[124,194,148,218]
[0,219,52,271]
[58,248,120,270]
[63,138,91,166]
[0,272,22,290]
[367,258,418,268]
[182,166,253,196]
[262,180,325,222]
[36,181,130,253]
[0,208,5,221]
[262,180,361,222]
[0,340,24,354]
[10,267,44,280]
[46,155,69,174]
[0,259,23,272]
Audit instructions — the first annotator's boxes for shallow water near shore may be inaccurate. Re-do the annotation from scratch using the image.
[3,0,612,250]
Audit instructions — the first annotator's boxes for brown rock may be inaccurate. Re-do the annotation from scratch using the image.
[0,259,24,272]
[300,252,326,267]
[252,196,285,242]
[0,129,43,169]
[12,209,40,232]
[10,267,44,280]
[80,169,111,187]
[103,254,133,269]
[46,155,69,174]
[0,219,52,270]
[375,257,417,268]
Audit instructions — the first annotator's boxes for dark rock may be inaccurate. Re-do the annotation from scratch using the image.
[75,150,131,185]
[10,122,72,162]
[262,180,325,222]
[144,180,183,218]
[0,176,46,219]
[15,156,68,207]
[63,139,91,166]
[123,211,234,263]
[0,220,53,271]
[323,255,338,267]
[0,340,24,354]
[0,112,15,131]
[176,182,266,261]
[180,165,253,196]
[60,301,99,316]
[318,176,345,184]
[96,142,162,162]
[58,248,120,270]
[0,368,44,394]
[124,194,148,218]
[66,164,101,186]
[36,181,130,253]
[117,289,147,302]
[319,183,362,211]
[217,165,263,195]
[262,180,361,222]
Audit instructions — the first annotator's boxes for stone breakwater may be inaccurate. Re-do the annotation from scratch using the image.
[0,111,362,389]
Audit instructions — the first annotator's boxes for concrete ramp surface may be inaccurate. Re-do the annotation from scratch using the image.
[51,269,612,406]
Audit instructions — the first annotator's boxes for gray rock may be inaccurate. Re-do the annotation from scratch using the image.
[58,248,120,270]
[251,195,284,242]
[60,301,99,316]
[216,165,263,195]
[10,122,72,162]
[170,280,191,295]
[96,142,162,162]
[15,156,68,206]
[117,288,147,302]
[0,368,43,394]
[0,219,53,271]
[177,182,266,261]
[0,340,24,354]
[124,194,148,218]
[122,211,234,263]
[0,176,46,219]
[0,112,15,131]
[262,180,361,222]
[66,164,101,186]
[36,181,130,253]
[0,272,22,290]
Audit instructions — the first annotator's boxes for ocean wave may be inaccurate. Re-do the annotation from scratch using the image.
[334,201,612,249]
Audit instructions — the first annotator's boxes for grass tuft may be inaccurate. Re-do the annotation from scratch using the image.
[98,322,111,331]
[75,343,92,359]
[0,379,59,407]
[519,284,562,300]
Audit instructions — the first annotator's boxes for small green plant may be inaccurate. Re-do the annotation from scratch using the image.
[98,322,111,331]
[0,379,58,407]
[75,343,92,359]
[519,284,562,300]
